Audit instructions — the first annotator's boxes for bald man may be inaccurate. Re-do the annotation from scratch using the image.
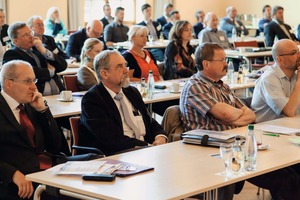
[252,39,300,122]
[66,19,104,61]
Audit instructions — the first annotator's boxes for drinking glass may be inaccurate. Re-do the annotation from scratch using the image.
[219,144,232,176]
[242,63,249,75]
[148,35,153,43]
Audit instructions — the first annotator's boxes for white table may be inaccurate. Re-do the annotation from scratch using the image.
[27,115,300,200]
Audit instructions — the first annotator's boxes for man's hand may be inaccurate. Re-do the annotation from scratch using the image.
[12,170,34,199]
[32,36,47,54]
[152,136,167,146]
[30,90,47,112]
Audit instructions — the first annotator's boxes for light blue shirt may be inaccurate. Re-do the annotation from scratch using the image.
[251,64,300,122]
[198,27,231,49]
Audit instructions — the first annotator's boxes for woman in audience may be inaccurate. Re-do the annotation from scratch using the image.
[77,38,103,90]
[122,25,162,82]
[164,20,196,80]
[44,6,68,36]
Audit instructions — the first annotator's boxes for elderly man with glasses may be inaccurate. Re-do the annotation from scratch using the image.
[2,21,67,96]
[252,39,300,122]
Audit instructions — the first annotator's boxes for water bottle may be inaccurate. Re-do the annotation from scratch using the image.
[147,70,155,99]
[140,77,147,98]
[232,27,237,41]
[227,59,234,84]
[244,124,257,171]
[159,32,164,43]
[232,136,244,175]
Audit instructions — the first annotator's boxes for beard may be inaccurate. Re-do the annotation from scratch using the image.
[121,74,130,88]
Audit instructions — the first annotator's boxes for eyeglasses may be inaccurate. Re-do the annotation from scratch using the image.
[19,30,34,38]
[279,49,299,56]
[92,30,102,36]
[207,58,227,64]
[9,78,38,85]
[32,23,44,28]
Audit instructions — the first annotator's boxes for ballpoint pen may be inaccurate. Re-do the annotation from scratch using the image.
[263,133,280,137]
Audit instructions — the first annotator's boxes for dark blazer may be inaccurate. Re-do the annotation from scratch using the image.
[80,82,166,156]
[162,22,173,39]
[2,46,67,94]
[100,17,114,29]
[0,24,9,46]
[65,28,105,61]
[42,34,69,59]
[264,21,299,47]
[137,20,162,38]
[157,16,167,27]
[193,22,204,39]
[219,16,249,38]
[0,94,63,199]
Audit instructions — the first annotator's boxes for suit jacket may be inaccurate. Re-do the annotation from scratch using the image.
[193,22,204,39]
[100,17,114,29]
[77,64,98,91]
[264,21,299,47]
[42,34,69,59]
[66,28,105,61]
[162,22,173,39]
[0,24,10,46]
[2,46,67,94]
[80,82,166,156]
[137,20,162,39]
[0,93,63,199]
[157,16,167,27]
[219,16,249,38]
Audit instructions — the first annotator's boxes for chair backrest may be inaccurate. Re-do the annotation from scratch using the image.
[63,75,80,92]
[240,97,252,108]
[233,40,259,48]
[161,105,184,142]
[69,116,80,155]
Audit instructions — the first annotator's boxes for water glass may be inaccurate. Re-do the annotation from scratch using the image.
[148,35,153,43]
[219,144,232,176]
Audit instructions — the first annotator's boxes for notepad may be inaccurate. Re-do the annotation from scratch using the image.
[256,124,300,135]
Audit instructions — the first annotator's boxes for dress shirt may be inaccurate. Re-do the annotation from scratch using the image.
[144,20,158,40]
[104,22,129,43]
[198,27,231,49]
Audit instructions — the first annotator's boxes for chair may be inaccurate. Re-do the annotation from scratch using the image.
[69,116,104,156]
[63,75,80,92]
[161,105,184,142]
[240,97,252,108]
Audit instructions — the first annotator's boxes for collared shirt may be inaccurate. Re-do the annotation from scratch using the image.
[1,90,21,123]
[180,71,244,131]
[105,16,114,24]
[251,64,300,123]
[144,20,158,40]
[104,21,129,43]
[198,27,231,49]
[103,85,146,141]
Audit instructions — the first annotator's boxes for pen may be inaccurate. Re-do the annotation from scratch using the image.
[263,133,280,137]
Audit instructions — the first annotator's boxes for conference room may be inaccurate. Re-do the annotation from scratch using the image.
[1,0,300,200]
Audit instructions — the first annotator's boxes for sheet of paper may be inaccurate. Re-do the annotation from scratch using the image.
[54,160,107,175]
[256,124,300,135]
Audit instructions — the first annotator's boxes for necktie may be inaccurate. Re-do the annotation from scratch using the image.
[26,50,42,69]
[114,93,141,139]
[18,104,52,169]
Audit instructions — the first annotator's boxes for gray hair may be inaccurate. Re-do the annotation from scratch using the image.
[80,38,103,65]
[0,60,31,88]
[27,15,43,27]
[7,21,27,44]
[127,25,149,41]
[93,50,121,80]
[46,6,59,21]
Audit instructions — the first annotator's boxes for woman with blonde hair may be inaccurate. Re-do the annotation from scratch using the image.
[122,25,162,82]
[164,20,196,80]
[77,38,103,90]
[44,6,67,36]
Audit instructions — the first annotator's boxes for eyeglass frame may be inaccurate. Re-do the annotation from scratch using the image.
[9,78,38,85]
[18,30,34,38]
[278,49,299,57]
[206,58,228,64]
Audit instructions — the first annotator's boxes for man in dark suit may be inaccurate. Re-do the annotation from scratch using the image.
[2,22,67,96]
[137,3,164,61]
[100,4,114,30]
[193,10,205,39]
[219,6,249,38]
[66,19,104,61]
[0,60,65,199]
[156,3,173,27]
[0,8,10,46]
[264,5,299,47]
[162,10,180,39]
[80,50,167,156]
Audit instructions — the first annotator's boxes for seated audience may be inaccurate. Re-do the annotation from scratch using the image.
[3,22,67,96]
[156,3,174,27]
[100,4,114,29]
[44,6,68,37]
[162,10,181,39]
[264,5,299,47]
[77,38,103,91]
[180,42,300,200]
[0,8,10,46]
[198,12,232,49]
[28,15,69,59]
[123,25,161,82]
[258,5,272,34]
[219,6,249,38]
[193,10,205,39]
[66,19,103,61]
[164,20,196,80]
[103,7,129,48]
[80,50,167,155]
[0,60,67,199]
[137,3,164,62]
[251,39,300,122]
